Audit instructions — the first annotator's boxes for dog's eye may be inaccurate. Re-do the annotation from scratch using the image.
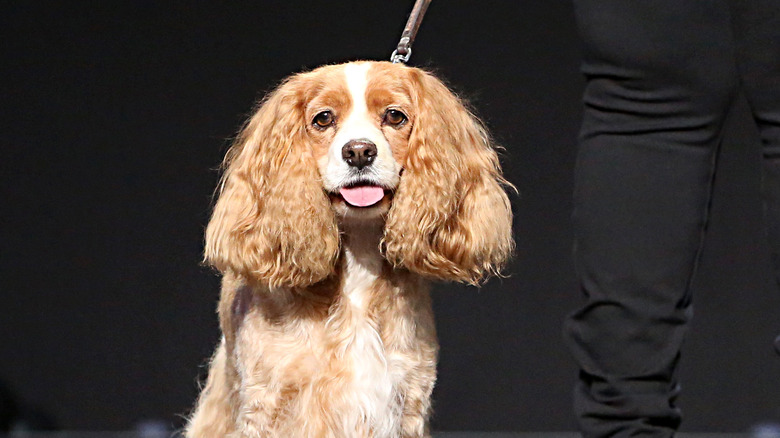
[383,109,407,126]
[313,111,334,128]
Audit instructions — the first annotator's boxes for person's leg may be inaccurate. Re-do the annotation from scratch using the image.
[731,0,780,356]
[563,1,739,436]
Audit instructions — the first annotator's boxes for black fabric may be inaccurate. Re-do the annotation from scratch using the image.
[563,0,780,436]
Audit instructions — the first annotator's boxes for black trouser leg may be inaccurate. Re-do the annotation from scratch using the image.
[563,0,739,436]
[732,0,780,355]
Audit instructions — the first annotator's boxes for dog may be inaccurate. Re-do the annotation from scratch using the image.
[185,61,513,438]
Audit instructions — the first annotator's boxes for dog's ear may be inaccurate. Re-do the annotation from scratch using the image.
[204,77,340,288]
[383,69,513,285]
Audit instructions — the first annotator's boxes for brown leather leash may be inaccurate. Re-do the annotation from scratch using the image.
[390,0,433,64]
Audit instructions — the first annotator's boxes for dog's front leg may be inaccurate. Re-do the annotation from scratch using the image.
[185,340,240,438]
[232,388,282,438]
[399,355,436,438]
[386,308,438,437]
[380,285,438,438]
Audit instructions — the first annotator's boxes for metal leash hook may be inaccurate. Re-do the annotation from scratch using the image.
[390,0,432,64]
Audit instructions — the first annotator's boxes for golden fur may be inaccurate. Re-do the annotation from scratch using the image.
[186,61,513,438]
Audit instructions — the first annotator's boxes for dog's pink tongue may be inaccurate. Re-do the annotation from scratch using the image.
[339,185,385,207]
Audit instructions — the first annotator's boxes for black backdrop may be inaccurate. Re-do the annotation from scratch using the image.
[2,0,779,432]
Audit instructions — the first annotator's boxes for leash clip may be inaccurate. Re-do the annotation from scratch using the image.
[390,37,412,64]
[389,0,431,64]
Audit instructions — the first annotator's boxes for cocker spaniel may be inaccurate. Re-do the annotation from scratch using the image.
[186,61,513,438]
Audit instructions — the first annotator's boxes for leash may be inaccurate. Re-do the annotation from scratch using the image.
[390,0,433,64]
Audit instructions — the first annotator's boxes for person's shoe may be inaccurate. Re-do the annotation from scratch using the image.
[774,335,780,356]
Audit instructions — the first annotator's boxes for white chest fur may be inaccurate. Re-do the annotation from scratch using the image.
[331,227,402,436]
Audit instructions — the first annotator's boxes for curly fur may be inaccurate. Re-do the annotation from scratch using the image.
[382,68,514,285]
[187,61,513,438]
[204,75,341,288]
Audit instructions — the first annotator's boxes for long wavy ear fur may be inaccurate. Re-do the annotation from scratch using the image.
[383,69,514,285]
[204,77,340,288]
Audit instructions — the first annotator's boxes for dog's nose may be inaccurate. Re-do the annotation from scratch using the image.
[341,139,377,169]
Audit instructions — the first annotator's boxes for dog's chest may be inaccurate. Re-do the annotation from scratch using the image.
[327,248,402,435]
[238,245,411,435]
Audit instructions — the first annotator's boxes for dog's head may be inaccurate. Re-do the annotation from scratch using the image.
[205,61,513,288]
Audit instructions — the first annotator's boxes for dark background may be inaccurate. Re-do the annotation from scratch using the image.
[2,0,779,433]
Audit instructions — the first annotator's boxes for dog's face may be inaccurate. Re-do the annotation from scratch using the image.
[305,63,412,220]
[204,61,513,287]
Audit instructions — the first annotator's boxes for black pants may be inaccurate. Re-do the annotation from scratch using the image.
[563,0,780,436]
